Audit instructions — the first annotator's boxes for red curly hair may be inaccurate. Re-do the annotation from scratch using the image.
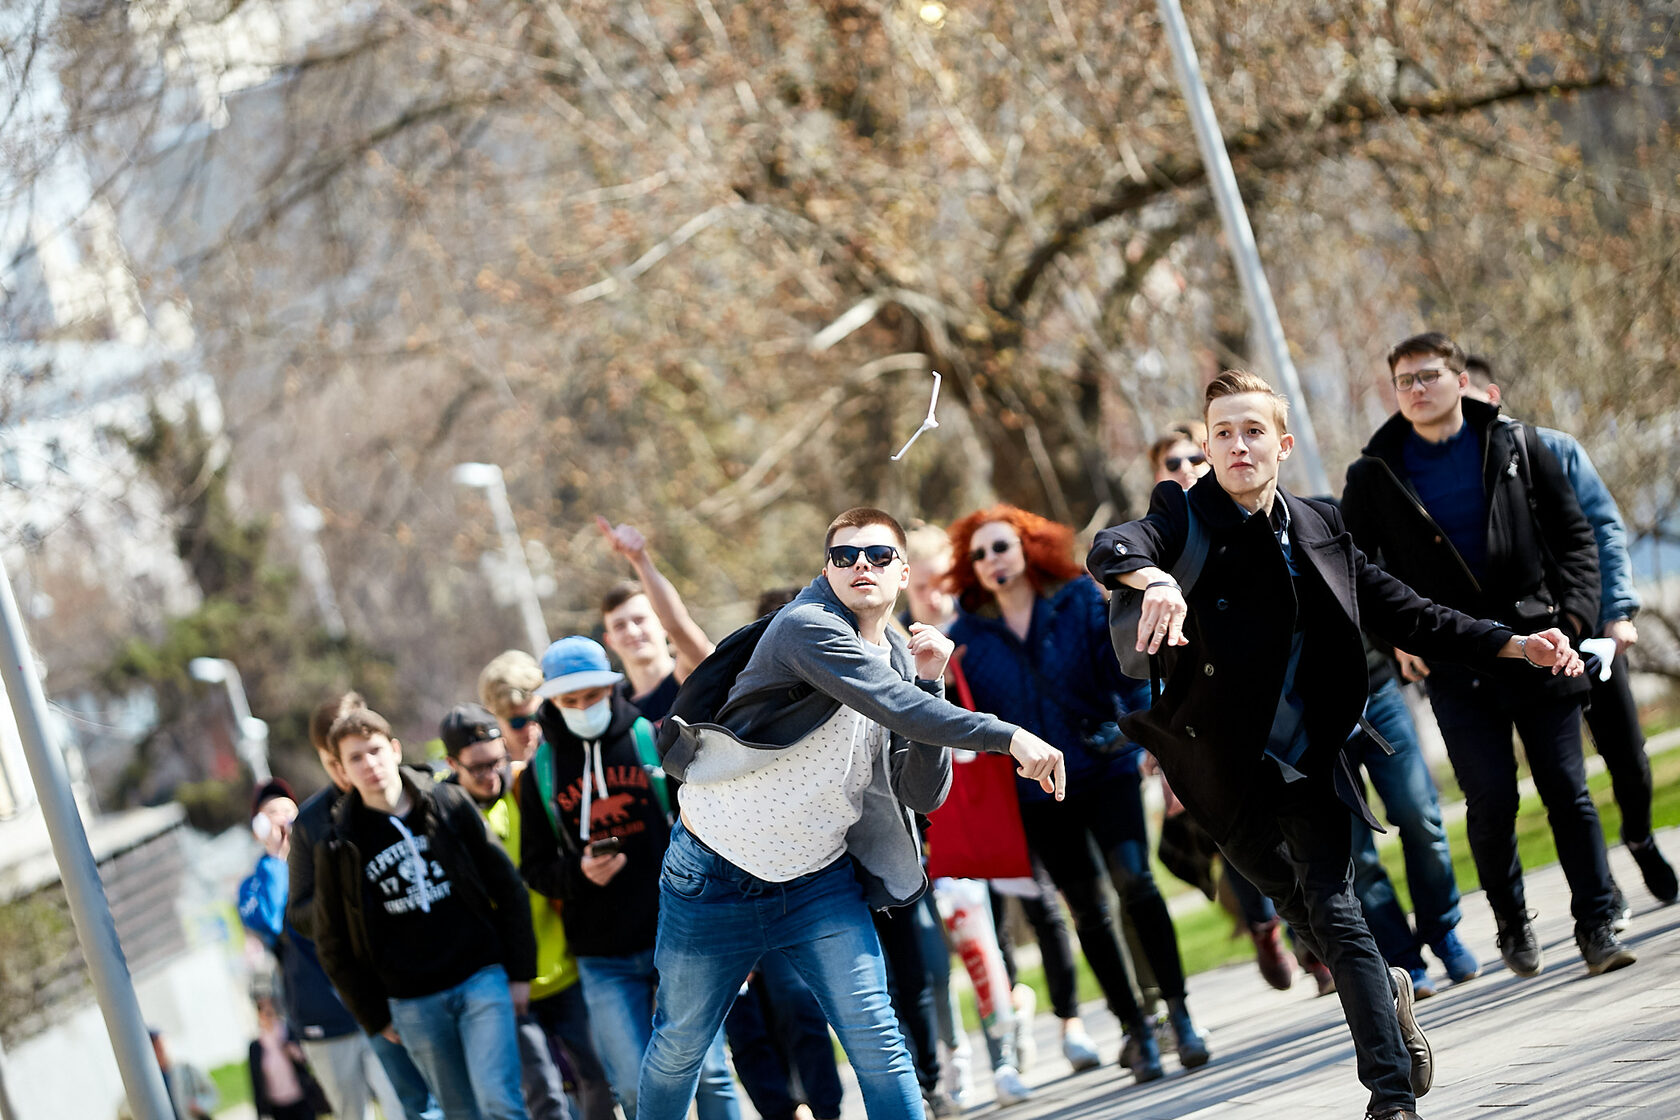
[943,505,1085,610]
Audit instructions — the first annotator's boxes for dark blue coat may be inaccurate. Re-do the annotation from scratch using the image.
[948,576,1150,802]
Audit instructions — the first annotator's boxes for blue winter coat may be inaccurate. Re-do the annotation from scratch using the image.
[947,576,1150,802]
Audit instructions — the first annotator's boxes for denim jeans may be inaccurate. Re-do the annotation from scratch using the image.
[1348,678,1463,958]
[575,947,737,1120]
[386,964,526,1120]
[529,984,616,1120]
[368,1029,442,1120]
[638,821,923,1120]
[724,952,845,1120]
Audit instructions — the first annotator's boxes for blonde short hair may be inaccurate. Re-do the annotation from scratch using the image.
[1203,370,1290,434]
[478,650,544,719]
[904,523,952,567]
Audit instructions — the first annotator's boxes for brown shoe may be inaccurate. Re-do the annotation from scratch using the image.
[1250,919,1295,991]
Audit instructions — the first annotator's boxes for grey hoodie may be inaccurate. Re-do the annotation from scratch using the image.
[661,574,1018,907]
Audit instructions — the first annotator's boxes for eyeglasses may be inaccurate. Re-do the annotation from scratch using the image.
[462,754,508,780]
[1163,453,1206,472]
[1392,365,1450,393]
[506,712,537,731]
[970,539,1018,564]
[827,544,902,569]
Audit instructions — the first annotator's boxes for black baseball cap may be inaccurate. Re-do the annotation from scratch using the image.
[439,703,503,758]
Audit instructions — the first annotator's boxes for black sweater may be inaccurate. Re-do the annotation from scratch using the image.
[519,693,669,958]
[313,769,537,1033]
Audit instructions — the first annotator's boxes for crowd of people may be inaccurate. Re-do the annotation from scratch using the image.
[225,329,1674,1120]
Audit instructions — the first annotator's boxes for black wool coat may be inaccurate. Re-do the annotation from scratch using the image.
[1087,476,1512,844]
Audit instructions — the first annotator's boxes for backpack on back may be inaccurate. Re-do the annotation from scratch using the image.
[654,607,811,761]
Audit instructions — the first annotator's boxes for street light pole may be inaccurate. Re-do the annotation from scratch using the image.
[1155,0,1332,496]
[0,557,174,1120]
[188,658,271,783]
[453,463,551,655]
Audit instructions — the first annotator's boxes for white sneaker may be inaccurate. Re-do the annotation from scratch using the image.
[1061,1024,1101,1072]
[992,1065,1032,1107]
[1010,984,1038,1073]
[940,1044,973,1106]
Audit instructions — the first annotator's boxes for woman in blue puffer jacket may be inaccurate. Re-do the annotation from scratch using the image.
[945,504,1208,1083]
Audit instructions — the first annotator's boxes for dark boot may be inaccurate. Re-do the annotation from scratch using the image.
[1165,997,1209,1070]
[1118,1024,1164,1084]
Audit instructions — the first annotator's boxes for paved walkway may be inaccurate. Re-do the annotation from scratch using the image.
[840,826,1680,1120]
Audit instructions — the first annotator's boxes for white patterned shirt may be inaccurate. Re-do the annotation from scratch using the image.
[681,642,892,881]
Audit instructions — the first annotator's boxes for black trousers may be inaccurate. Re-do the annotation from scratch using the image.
[1584,653,1656,844]
[874,903,940,1094]
[1426,669,1616,929]
[1018,770,1188,1020]
[1215,765,1413,1114]
[993,857,1081,1021]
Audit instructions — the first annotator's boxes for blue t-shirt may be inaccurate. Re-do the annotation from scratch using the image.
[1403,423,1487,581]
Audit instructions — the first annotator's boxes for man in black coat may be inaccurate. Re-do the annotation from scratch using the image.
[1088,370,1586,1120]
[1342,331,1631,981]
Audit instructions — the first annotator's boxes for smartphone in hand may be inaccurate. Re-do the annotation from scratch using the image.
[588,836,623,858]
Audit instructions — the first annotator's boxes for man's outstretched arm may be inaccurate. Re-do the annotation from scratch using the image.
[597,517,715,680]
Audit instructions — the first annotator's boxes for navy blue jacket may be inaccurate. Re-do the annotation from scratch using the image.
[948,576,1149,802]
[238,855,360,1040]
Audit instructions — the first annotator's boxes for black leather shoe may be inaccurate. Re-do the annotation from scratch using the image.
[1366,1110,1422,1120]
[1629,836,1679,903]
[1495,911,1543,977]
[1390,966,1432,1097]
[1576,921,1637,975]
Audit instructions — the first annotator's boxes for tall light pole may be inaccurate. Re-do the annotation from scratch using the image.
[0,557,174,1120]
[187,657,271,783]
[453,462,551,655]
[1155,0,1332,496]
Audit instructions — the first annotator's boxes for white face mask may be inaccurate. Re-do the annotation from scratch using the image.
[560,698,613,740]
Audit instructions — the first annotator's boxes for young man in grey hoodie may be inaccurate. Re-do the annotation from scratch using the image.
[638,507,1066,1120]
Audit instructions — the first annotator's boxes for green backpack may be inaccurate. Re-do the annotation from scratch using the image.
[531,717,671,841]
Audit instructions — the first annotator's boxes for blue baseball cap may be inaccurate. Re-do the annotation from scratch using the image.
[535,636,624,699]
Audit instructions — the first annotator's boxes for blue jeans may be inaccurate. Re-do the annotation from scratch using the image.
[367,1032,443,1120]
[1349,679,1463,954]
[386,964,526,1120]
[575,948,737,1120]
[639,822,923,1120]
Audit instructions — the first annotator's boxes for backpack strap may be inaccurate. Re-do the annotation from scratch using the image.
[630,717,673,820]
[532,739,562,839]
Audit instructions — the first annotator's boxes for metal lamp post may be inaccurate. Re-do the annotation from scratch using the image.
[1155,0,1332,496]
[453,462,551,655]
[187,657,271,783]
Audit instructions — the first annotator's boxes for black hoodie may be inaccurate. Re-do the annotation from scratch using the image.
[518,692,669,958]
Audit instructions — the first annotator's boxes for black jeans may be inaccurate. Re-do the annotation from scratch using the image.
[723,954,844,1120]
[1216,766,1413,1114]
[1018,771,1188,1018]
[1585,653,1656,844]
[1426,669,1616,929]
[874,904,940,1094]
[993,858,1081,1021]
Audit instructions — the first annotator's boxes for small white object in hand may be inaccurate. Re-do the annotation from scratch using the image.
[891,370,943,461]
[1579,637,1617,682]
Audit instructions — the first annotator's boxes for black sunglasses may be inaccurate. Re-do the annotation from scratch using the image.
[970,539,1017,564]
[1164,452,1206,472]
[507,712,537,731]
[827,544,902,569]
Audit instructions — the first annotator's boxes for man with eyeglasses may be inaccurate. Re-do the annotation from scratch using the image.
[471,662,637,1120]
[1343,331,1634,978]
[637,507,1065,1120]
[439,704,574,1120]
